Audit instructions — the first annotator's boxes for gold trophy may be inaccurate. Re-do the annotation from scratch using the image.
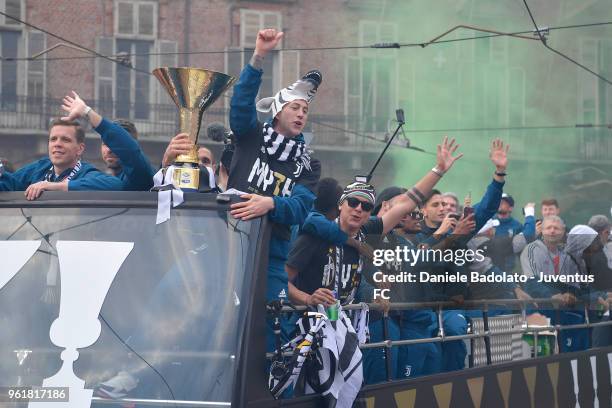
[153,67,236,191]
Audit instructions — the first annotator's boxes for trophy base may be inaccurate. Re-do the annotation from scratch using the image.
[173,163,199,192]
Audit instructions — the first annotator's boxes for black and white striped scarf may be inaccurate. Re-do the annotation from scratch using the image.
[330,219,365,306]
[44,160,82,182]
[262,123,311,170]
[269,307,363,407]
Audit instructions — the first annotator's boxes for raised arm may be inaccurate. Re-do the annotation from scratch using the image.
[472,139,509,230]
[61,91,155,190]
[380,136,463,235]
[230,29,283,137]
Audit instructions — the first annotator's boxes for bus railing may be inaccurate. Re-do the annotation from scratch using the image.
[266,297,612,379]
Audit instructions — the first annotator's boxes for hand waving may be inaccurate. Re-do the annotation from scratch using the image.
[61,91,88,121]
[435,136,463,174]
[489,138,509,172]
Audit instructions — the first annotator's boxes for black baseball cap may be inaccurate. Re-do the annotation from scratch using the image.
[501,193,514,207]
[373,186,407,215]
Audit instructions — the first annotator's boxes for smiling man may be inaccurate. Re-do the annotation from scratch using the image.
[0,118,123,199]
[226,28,323,306]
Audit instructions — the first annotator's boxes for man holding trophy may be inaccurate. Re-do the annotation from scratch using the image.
[227,28,323,347]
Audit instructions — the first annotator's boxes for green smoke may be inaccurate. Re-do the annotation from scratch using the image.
[356,0,612,224]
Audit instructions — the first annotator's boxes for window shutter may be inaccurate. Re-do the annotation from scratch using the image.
[156,40,178,109]
[240,10,261,48]
[5,0,21,25]
[579,38,598,124]
[359,21,377,46]
[157,40,177,68]
[96,37,115,115]
[240,10,282,48]
[280,50,299,86]
[26,31,45,100]
[346,56,361,132]
[379,23,397,42]
[138,2,154,36]
[224,46,245,114]
[262,12,279,29]
[27,31,44,75]
[117,2,135,35]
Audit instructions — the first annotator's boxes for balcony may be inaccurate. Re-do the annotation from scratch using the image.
[0,95,385,152]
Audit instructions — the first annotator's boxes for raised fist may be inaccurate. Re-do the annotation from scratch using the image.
[255,28,284,57]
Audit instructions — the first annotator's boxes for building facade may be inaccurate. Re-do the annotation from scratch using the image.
[0,0,611,194]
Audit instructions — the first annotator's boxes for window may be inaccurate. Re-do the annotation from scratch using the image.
[239,9,283,102]
[456,64,475,126]
[0,201,261,405]
[0,0,23,109]
[280,50,300,90]
[26,31,46,112]
[155,40,178,122]
[240,9,281,49]
[226,10,298,120]
[597,40,612,125]
[0,31,20,109]
[579,38,599,125]
[114,0,157,39]
[508,68,525,126]
[0,0,23,27]
[224,46,246,115]
[345,21,398,133]
[95,37,153,120]
[475,36,490,63]
[95,37,115,116]
[490,37,507,65]
[96,35,178,122]
[115,39,152,120]
[578,37,612,159]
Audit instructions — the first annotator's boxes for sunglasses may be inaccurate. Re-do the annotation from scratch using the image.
[408,211,423,220]
[345,197,374,212]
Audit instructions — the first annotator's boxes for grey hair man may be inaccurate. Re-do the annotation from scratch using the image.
[588,214,612,267]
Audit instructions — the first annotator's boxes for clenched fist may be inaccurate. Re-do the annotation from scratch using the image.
[255,28,284,58]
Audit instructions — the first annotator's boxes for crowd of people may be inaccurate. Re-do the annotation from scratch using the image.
[1,28,611,404]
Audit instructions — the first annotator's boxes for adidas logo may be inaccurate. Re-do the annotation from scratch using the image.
[279,289,287,299]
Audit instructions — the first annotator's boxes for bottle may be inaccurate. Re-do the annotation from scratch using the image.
[597,303,605,319]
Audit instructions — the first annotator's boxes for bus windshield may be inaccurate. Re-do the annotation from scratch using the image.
[0,198,259,407]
